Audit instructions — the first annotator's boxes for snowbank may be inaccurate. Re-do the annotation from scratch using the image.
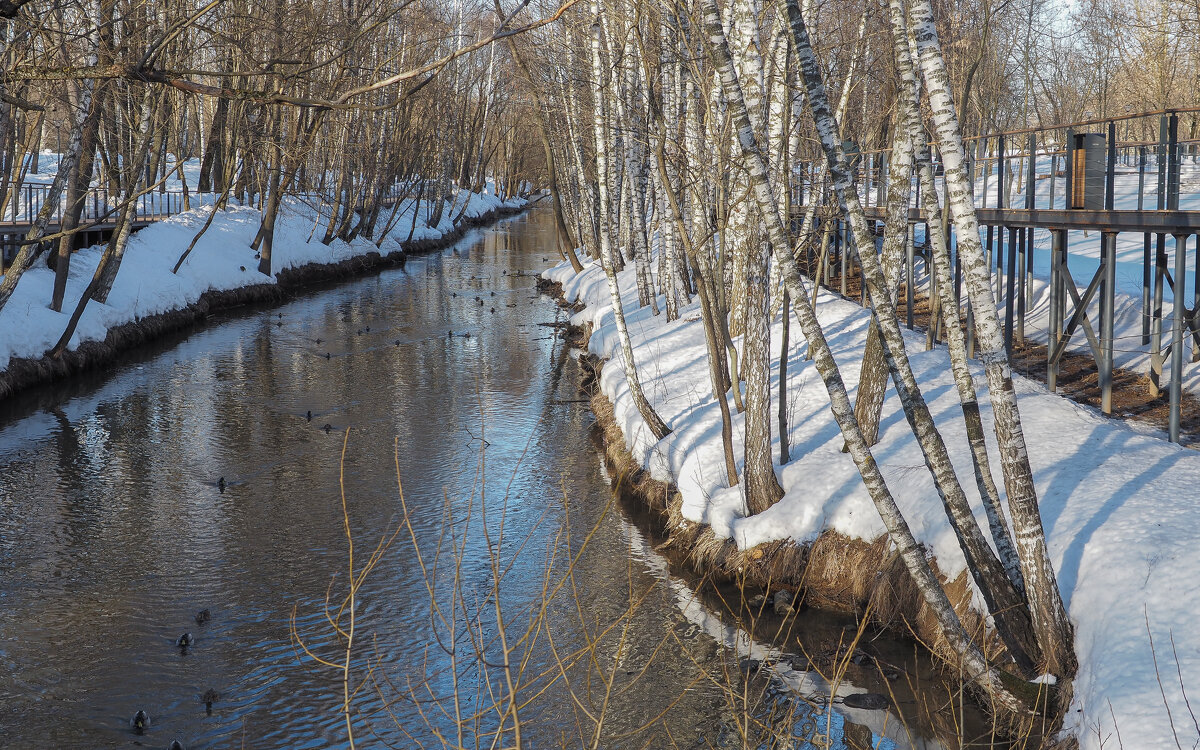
[0,182,527,377]
[545,249,1200,749]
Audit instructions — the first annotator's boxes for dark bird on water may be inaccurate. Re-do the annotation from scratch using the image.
[217,477,226,493]
[195,609,211,626]
[325,353,331,359]
[168,740,186,750]
[202,688,220,715]
[178,632,195,649]
[315,338,322,344]
[452,292,457,297]
[394,339,400,346]
[490,291,495,296]
[490,308,495,313]
[306,410,312,422]
[323,424,333,433]
[130,710,150,734]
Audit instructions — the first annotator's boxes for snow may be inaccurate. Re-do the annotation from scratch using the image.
[887,152,1200,400]
[0,164,526,371]
[621,505,913,750]
[546,228,1200,747]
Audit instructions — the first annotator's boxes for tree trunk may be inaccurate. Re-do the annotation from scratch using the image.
[907,0,1075,676]
[591,2,670,441]
[785,0,1038,675]
[699,0,1027,709]
[852,111,913,446]
[49,79,100,312]
[0,74,95,316]
[888,0,1023,595]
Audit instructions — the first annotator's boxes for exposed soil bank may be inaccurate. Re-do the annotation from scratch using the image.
[0,203,528,402]
[537,275,1075,749]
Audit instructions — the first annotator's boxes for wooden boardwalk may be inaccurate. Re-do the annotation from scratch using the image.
[797,108,1200,441]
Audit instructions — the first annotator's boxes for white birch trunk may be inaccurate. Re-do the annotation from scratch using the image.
[907,0,1075,677]
[591,0,670,440]
[699,0,1026,710]
[888,0,1023,595]
[785,0,1040,673]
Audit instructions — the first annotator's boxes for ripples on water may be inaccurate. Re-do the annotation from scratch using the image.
[0,210,1000,749]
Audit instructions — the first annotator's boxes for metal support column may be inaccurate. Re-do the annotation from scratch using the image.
[1006,227,1017,355]
[1049,229,1065,391]
[1140,146,1150,344]
[1150,237,1168,397]
[1100,231,1117,414]
[906,222,915,329]
[1170,234,1188,443]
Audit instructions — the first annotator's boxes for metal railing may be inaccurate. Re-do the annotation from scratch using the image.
[1,183,189,227]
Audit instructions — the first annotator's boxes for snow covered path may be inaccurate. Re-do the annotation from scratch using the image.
[901,156,1200,401]
[545,252,1200,749]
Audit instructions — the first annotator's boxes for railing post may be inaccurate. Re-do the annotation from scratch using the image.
[1157,115,1168,209]
[1167,113,1180,211]
[1024,132,1036,333]
[866,152,873,208]
[1105,120,1117,211]
[877,152,887,207]
[967,140,976,200]
[1194,226,1200,362]
[1150,235,1168,397]
[1064,127,1075,209]
[1005,225,1016,355]
[996,134,1005,209]
[1026,132,1037,210]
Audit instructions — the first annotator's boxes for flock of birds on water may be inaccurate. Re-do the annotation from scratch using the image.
[129,608,219,749]
[126,258,554,746]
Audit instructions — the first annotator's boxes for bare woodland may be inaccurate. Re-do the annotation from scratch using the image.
[1,0,1197,738]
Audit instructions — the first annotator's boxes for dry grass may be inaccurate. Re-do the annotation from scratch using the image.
[578,320,1062,741]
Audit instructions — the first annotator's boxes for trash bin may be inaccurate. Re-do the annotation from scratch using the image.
[1070,132,1106,210]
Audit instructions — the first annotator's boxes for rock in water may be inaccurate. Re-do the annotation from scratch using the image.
[737,658,761,676]
[772,589,794,615]
[841,692,889,710]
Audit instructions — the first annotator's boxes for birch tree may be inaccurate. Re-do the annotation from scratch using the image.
[590,0,671,440]
[696,0,1027,708]
[907,0,1075,676]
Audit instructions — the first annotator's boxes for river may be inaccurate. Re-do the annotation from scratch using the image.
[0,209,999,749]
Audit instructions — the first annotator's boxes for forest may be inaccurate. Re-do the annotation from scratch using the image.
[0,0,1197,747]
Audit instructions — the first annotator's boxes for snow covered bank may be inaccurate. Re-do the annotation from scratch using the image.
[545,253,1200,749]
[0,186,528,399]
